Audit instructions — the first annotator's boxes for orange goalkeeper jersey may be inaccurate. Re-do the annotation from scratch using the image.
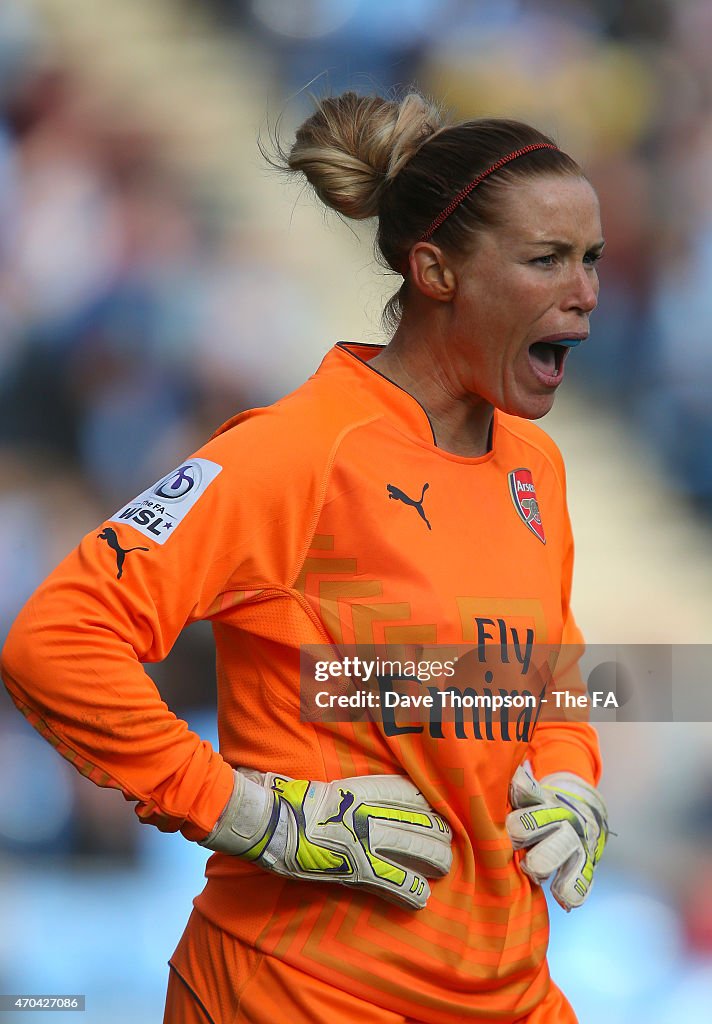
[1,342,601,1023]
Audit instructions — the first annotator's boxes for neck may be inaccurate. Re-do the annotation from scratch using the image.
[370,324,495,458]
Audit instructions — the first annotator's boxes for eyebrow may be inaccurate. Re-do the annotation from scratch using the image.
[526,239,606,253]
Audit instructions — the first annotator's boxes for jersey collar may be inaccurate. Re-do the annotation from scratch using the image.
[322,342,437,444]
[320,342,497,456]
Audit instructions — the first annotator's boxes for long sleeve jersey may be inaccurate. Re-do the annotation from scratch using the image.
[1,342,601,1024]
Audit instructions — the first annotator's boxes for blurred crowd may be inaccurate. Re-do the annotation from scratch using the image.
[0,1,711,1020]
[0,3,327,633]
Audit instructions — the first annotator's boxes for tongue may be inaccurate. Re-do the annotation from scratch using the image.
[529,342,556,375]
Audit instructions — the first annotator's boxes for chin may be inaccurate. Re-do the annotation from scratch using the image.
[503,392,558,420]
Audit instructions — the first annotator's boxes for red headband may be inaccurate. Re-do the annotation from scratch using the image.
[417,142,560,243]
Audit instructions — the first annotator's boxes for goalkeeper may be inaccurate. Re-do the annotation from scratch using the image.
[2,88,608,1024]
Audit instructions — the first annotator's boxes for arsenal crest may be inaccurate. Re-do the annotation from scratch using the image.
[508,468,545,544]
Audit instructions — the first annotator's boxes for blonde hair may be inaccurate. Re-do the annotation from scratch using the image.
[284,91,444,220]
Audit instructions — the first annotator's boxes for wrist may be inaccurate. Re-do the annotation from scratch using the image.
[199,768,273,853]
[541,772,606,808]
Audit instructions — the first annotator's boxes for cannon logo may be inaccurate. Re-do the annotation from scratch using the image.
[508,468,545,544]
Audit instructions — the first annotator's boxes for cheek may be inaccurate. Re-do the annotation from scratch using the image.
[458,274,548,345]
[515,281,559,323]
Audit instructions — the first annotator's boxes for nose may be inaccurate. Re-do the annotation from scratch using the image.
[563,264,598,315]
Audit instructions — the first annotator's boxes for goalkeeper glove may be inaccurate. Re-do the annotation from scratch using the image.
[200,769,452,910]
[506,762,608,911]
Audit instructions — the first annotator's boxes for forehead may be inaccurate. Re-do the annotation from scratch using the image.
[496,174,601,240]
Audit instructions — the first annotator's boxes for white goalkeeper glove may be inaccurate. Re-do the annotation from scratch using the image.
[506,762,608,911]
[200,769,452,910]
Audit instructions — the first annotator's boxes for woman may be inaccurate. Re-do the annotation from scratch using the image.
[1,91,608,1023]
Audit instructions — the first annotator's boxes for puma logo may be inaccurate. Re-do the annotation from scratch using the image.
[318,788,357,842]
[387,482,431,530]
[98,527,149,580]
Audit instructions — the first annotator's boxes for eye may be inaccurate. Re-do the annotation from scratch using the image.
[584,250,603,266]
[532,254,556,266]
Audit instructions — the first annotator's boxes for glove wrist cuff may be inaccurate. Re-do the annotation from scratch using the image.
[199,768,274,853]
[539,771,608,820]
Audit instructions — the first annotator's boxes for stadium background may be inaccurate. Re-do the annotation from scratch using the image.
[0,0,711,1020]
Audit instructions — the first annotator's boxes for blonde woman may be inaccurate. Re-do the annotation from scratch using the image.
[2,91,608,1023]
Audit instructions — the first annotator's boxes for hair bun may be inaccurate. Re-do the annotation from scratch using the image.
[287,91,442,220]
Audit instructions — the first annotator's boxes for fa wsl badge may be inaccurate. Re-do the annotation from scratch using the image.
[508,468,545,544]
[110,458,223,544]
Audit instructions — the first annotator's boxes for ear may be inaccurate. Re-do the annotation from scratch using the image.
[407,243,457,302]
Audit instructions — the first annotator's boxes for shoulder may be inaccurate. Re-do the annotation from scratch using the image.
[197,368,381,484]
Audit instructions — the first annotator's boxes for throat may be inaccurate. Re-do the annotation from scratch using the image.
[369,344,496,456]
[430,410,494,457]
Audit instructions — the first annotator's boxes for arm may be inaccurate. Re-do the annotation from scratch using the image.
[1,411,453,906]
[0,415,314,841]
[527,455,602,787]
[508,450,607,909]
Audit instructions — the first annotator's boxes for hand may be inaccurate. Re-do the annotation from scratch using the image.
[201,769,452,910]
[506,762,608,911]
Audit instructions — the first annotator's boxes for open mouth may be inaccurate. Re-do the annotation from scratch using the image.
[528,341,568,383]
